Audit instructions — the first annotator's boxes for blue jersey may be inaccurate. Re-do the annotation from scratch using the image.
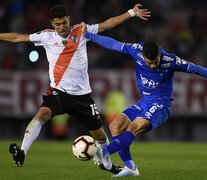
[85,32,207,99]
[122,42,187,98]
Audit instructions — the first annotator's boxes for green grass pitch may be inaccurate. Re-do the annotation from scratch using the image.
[0,141,207,180]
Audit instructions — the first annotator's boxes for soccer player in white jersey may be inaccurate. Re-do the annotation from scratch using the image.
[0,3,151,173]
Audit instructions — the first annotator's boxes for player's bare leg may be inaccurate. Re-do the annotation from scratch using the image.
[90,127,122,174]
[9,107,52,167]
[109,113,131,136]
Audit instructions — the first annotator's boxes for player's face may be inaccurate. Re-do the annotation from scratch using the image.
[51,16,70,38]
[143,54,161,70]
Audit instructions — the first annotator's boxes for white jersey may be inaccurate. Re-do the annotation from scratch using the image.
[30,24,98,95]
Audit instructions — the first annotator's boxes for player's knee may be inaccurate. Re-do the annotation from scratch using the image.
[35,107,52,123]
[127,122,149,136]
[109,122,125,136]
[89,128,107,141]
[93,133,107,141]
[95,134,107,141]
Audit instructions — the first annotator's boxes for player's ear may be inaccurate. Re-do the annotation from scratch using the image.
[51,20,55,28]
[67,16,70,23]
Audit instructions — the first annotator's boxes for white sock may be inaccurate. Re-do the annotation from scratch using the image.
[96,138,112,170]
[21,118,43,155]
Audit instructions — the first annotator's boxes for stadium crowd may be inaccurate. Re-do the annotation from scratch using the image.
[0,0,207,70]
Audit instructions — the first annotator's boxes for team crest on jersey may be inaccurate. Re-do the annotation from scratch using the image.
[71,35,79,43]
[62,40,68,46]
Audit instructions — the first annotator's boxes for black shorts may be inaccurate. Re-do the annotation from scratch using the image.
[41,88,102,131]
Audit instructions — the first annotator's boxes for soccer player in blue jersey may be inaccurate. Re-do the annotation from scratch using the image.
[80,22,207,177]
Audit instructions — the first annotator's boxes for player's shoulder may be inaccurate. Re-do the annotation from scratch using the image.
[36,29,56,37]
[42,29,57,40]
[30,29,56,41]
[160,51,176,69]
[161,52,175,62]
[42,29,55,33]
[70,24,80,31]
[161,50,189,69]
[124,42,143,52]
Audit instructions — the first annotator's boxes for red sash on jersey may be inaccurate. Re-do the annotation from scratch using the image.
[53,26,82,86]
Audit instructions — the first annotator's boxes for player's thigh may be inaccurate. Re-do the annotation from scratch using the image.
[40,89,67,118]
[127,117,151,136]
[109,113,131,136]
[71,94,102,131]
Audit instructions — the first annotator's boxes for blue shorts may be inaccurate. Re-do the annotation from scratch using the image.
[122,97,172,130]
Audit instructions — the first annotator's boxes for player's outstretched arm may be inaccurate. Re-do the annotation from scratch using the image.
[0,33,30,43]
[187,63,207,78]
[98,3,151,33]
[173,57,207,78]
[81,22,124,52]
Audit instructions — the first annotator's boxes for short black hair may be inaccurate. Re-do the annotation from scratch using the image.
[143,41,159,60]
[49,5,69,20]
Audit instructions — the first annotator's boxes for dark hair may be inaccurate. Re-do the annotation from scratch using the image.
[143,41,159,60]
[49,5,69,20]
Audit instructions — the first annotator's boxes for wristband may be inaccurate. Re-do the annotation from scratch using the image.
[128,9,135,17]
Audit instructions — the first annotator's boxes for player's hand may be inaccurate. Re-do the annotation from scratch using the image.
[80,22,87,35]
[133,4,151,20]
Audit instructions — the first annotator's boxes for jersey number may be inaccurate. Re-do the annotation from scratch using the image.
[90,104,99,116]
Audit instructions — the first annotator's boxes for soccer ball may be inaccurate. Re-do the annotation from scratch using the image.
[72,135,97,161]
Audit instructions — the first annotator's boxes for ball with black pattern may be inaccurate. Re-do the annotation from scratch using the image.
[72,135,97,161]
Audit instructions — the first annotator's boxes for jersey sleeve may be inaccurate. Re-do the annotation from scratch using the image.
[121,43,143,56]
[172,55,207,78]
[29,31,45,46]
[85,31,125,53]
[187,62,207,78]
[86,24,99,34]
[171,55,189,72]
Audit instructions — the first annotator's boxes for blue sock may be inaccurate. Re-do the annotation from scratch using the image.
[103,131,135,156]
[118,146,136,170]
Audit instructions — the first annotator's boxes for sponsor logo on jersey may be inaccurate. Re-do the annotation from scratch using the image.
[140,74,159,89]
[163,55,174,61]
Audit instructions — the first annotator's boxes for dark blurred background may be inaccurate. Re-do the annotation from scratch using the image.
[0,0,206,141]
